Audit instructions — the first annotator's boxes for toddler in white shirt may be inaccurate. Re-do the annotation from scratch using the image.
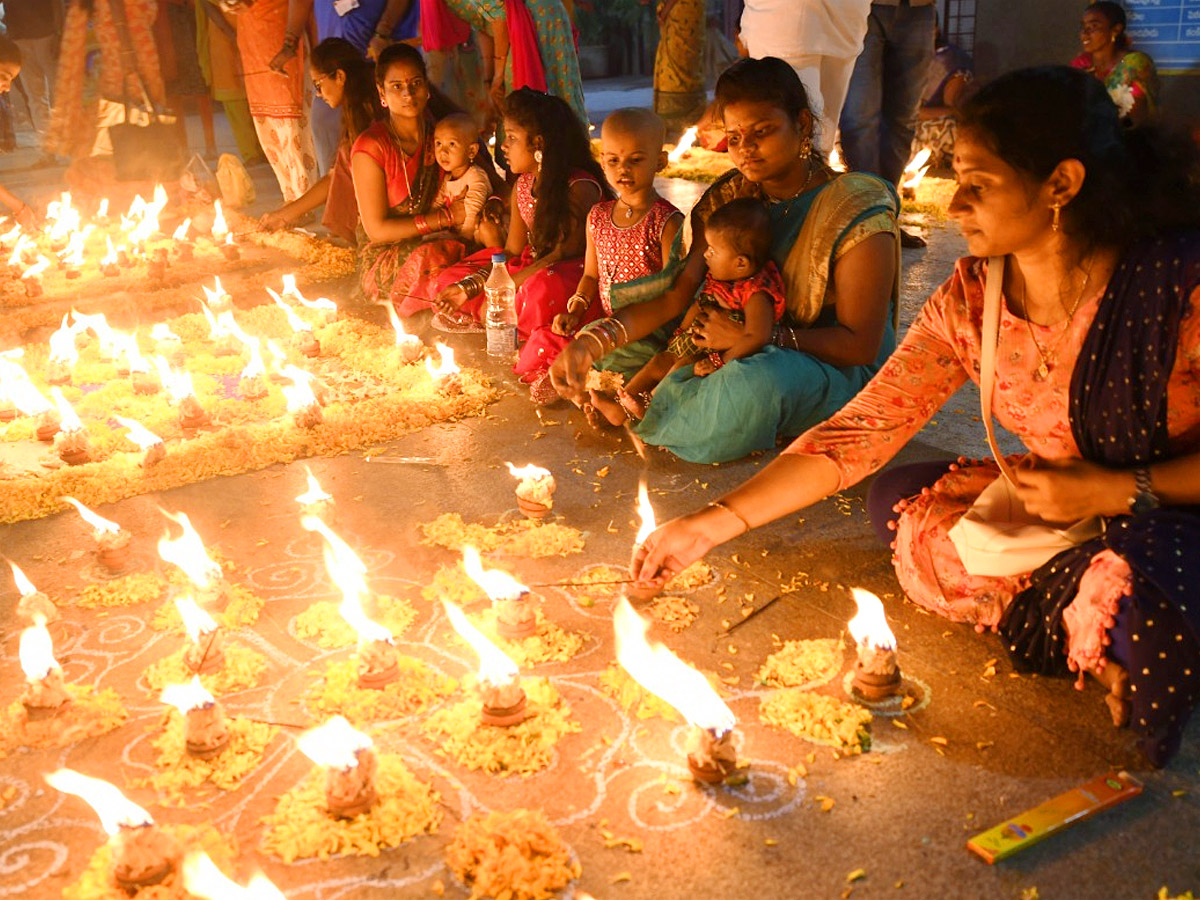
[432,113,492,243]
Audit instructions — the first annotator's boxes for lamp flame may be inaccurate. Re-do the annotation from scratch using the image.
[280,365,318,412]
[424,343,459,379]
[114,415,163,450]
[96,198,109,219]
[240,341,265,380]
[201,276,228,308]
[161,676,216,715]
[182,853,287,900]
[157,510,221,591]
[667,126,698,163]
[152,355,196,403]
[385,303,419,346]
[302,516,389,644]
[101,236,119,267]
[10,561,37,596]
[443,599,520,687]
[634,480,657,545]
[506,462,551,482]
[613,597,736,734]
[297,715,373,770]
[48,315,79,367]
[461,545,528,602]
[901,148,932,191]
[50,387,83,432]
[296,467,332,505]
[211,201,228,239]
[172,218,192,241]
[22,255,51,280]
[19,618,60,682]
[847,587,897,652]
[175,594,219,644]
[267,288,312,334]
[44,769,153,835]
[62,496,120,534]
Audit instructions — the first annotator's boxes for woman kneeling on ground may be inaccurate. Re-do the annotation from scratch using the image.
[634,66,1200,767]
[550,56,900,464]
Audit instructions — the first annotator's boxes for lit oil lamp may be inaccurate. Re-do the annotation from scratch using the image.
[20,618,71,719]
[44,769,180,891]
[158,510,228,611]
[297,716,378,819]
[200,276,233,315]
[22,255,50,297]
[147,246,169,282]
[613,597,739,783]
[238,341,269,400]
[183,852,287,900]
[150,322,184,363]
[94,197,110,225]
[45,314,79,385]
[63,496,132,571]
[162,677,231,759]
[210,200,229,243]
[304,515,398,687]
[50,387,90,465]
[172,218,194,260]
[5,375,58,439]
[7,232,33,275]
[220,232,240,261]
[155,357,210,429]
[296,466,336,525]
[280,365,322,428]
[461,545,536,639]
[385,302,423,363]
[71,311,117,359]
[129,347,161,396]
[111,331,139,377]
[11,561,63,639]
[425,342,462,395]
[270,290,320,358]
[0,221,22,249]
[847,588,902,701]
[58,231,86,279]
[626,481,665,601]
[507,462,556,519]
[100,236,120,276]
[1,354,37,421]
[900,147,932,201]
[667,125,698,163]
[200,302,240,357]
[114,414,166,466]
[264,339,289,383]
[282,274,338,325]
[176,594,225,674]
[443,599,528,726]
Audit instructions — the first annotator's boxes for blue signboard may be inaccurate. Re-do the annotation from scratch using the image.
[1124,0,1200,74]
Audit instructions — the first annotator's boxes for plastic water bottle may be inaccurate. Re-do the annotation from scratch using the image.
[484,252,517,358]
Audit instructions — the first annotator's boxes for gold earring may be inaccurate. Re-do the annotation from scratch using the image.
[799,137,812,159]
[1051,203,1061,232]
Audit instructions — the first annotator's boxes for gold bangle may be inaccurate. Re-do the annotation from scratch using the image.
[708,500,752,534]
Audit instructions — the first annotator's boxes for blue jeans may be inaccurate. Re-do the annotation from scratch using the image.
[839,3,935,186]
[310,94,341,177]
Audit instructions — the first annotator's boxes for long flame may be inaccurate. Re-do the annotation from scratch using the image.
[114,414,163,450]
[266,288,312,334]
[296,715,373,770]
[175,594,219,644]
[157,510,221,591]
[613,597,736,734]
[211,201,228,239]
[667,126,699,163]
[48,315,79,366]
[280,365,318,412]
[19,618,60,681]
[62,497,121,534]
[847,587,897,652]
[443,599,520,687]
[44,770,154,835]
[50,387,84,432]
[506,462,551,482]
[461,545,528,602]
[424,343,459,379]
[9,561,38,596]
[161,676,216,715]
[182,853,287,900]
[172,218,192,242]
[634,480,657,545]
[296,467,332,505]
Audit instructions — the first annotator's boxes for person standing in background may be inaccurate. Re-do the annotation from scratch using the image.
[738,0,870,161]
[3,0,62,158]
[194,0,264,164]
[839,0,935,248]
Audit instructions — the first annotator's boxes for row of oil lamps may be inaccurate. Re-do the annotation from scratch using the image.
[0,273,463,467]
[9,461,903,895]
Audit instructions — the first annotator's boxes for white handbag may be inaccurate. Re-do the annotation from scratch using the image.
[947,257,1103,577]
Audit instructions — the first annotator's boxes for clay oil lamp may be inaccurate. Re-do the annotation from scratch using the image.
[71,311,118,361]
[220,232,240,261]
[507,462,556,520]
[461,545,536,640]
[172,218,194,261]
[281,365,323,429]
[847,588,902,701]
[424,342,462,395]
[295,466,336,526]
[146,247,169,282]
[158,510,228,611]
[900,147,932,201]
[161,677,231,759]
[155,357,210,430]
[11,561,62,635]
[200,302,240,357]
[175,594,225,674]
[128,346,162,396]
[297,716,379,819]
[58,231,87,280]
[100,235,121,277]
[443,600,529,726]
[19,617,71,720]
[45,314,79,385]
[17,381,60,442]
[304,516,399,688]
[200,275,233,316]
[44,191,80,250]
[613,597,740,784]
[263,339,290,384]
[0,353,37,422]
[183,851,287,900]
[63,496,132,572]
[44,769,180,892]
[150,323,184,364]
[238,342,270,400]
[282,274,338,326]
[625,481,666,602]
[385,302,423,364]
[114,414,166,466]
[50,387,91,465]
[111,331,140,377]
[22,255,50,298]
[667,125,698,163]
[7,232,33,276]
[270,291,320,358]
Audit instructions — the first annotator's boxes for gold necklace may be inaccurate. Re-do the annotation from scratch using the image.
[1019,265,1093,382]
[766,158,817,217]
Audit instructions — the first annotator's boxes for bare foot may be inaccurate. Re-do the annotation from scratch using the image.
[1092,661,1131,728]
[617,388,648,420]
[588,389,628,426]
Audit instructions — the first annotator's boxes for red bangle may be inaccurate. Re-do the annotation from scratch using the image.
[707,351,725,370]
[414,214,428,235]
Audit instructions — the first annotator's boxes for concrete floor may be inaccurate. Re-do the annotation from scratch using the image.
[1,102,1197,900]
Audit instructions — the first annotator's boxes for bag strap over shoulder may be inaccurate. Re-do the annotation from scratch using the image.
[981,256,1018,485]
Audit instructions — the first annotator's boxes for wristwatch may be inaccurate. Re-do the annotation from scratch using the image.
[1129,467,1160,515]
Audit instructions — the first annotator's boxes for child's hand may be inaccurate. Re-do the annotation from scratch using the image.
[693,357,718,377]
[551,312,579,336]
[448,198,467,226]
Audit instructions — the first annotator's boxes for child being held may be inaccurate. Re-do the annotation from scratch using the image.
[595,197,786,424]
[432,113,493,244]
